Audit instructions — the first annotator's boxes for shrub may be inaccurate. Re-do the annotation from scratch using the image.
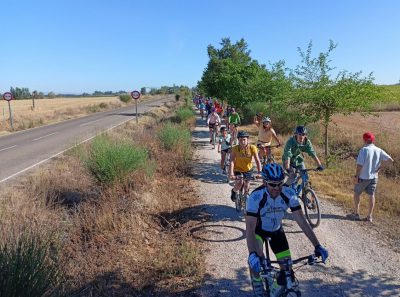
[119,94,132,103]
[99,102,108,109]
[175,107,194,123]
[0,232,61,296]
[85,136,149,184]
[175,94,180,101]
[158,123,191,159]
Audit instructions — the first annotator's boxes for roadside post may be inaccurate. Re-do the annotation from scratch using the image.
[3,92,14,130]
[130,90,141,123]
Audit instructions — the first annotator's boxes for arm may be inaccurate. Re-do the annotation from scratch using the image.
[230,149,236,177]
[245,216,264,256]
[313,155,323,167]
[354,164,362,184]
[254,116,260,127]
[271,128,281,146]
[217,138,221,153]
[283,140,292,170]
[292,209,320,247]
[253,147,262,173]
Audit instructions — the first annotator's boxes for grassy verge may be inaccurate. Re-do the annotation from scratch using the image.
[0,102,201,296]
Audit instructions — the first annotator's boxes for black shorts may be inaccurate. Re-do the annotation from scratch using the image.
[234,170,253,180]
[209,123,217,129]
[255,226,289,257]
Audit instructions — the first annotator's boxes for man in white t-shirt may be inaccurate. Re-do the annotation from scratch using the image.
[353,132,394,222]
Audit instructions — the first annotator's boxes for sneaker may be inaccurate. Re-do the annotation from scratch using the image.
[230,190,237,202]
[364,216,373,222]
[222,168,226,174]
[209,139,212,144]
[251,279,265,297]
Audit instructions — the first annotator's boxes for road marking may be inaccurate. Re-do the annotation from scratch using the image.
[79,118,102,127]
[0,145,17,152]
[32,132,58,141]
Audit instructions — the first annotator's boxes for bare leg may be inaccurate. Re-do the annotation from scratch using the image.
[233,179,243,192]
[221,151,226,169]
[367,194,375,219]
[353,192,361,215]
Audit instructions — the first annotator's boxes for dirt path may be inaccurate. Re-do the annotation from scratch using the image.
[190,114,400,297]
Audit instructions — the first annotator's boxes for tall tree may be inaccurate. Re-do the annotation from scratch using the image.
[290,40,379,158]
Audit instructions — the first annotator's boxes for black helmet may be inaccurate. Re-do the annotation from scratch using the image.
[294,125,307,135]
[237,131,249,139]
[261,163,286,183]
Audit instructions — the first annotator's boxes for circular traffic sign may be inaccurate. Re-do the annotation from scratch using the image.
[3,92,13,101]
[131,90,141,100]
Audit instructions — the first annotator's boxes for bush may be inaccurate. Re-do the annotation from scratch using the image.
[0,232,61,296]
[175,107,194,123]
[119,94,132,103]
[85,136,149,184]
[175,94,180,101]
[158,123,191,159]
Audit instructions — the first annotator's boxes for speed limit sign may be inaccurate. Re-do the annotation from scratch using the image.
[3,92,13,101]
[131,90,141,100]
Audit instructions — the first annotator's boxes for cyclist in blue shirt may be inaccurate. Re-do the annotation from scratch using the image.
[245,163,328,297]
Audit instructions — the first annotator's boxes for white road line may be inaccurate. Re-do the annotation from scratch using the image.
[0,145,17,152]
[79,118,103,127]
[0,115,139,184]
[32,132,58,141]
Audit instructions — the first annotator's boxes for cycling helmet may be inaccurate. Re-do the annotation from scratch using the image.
[262,117,271,123]
[237,131,249,138]
[261,163,285,183]
[294,125,307,135]
[231,108,235,112]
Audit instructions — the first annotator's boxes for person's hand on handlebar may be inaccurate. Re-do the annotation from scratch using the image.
[316,165,324,171]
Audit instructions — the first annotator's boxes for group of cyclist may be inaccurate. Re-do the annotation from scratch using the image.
[193,96,329,297]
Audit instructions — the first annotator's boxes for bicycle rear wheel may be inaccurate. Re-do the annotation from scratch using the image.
[302,188,321,228]
[212,130,216,149]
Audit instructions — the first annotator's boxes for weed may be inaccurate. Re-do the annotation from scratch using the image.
[158,123,191,159]
[175,107,195,123]
[84,135,149,184]
[119,94,132,103]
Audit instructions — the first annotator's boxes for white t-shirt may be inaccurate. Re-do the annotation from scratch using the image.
[356,144,393,179]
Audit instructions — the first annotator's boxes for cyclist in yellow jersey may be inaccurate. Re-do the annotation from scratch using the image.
[230,131,262,202]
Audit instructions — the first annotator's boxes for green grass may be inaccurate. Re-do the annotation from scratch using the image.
[175,106,195,123]
[374,85,400,111]
[158,123,191,159]
[84,135,149,184]
[0,232,61,297]
[119,94,132,103]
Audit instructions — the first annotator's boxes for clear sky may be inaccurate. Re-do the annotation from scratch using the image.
[1,0,399,94]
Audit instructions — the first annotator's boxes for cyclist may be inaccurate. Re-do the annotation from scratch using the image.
[217,126,231,173]
[228,108,241,144]
[254,116,281,163]
[206,108,221,144]
[283,126,324,186]
[199,101,206,119]
[246,163,329,297]
[230,131,262,202]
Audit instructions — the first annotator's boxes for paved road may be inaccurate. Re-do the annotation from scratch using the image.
[0,96,173,184]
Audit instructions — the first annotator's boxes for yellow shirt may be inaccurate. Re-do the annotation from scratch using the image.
[232,144,258,172]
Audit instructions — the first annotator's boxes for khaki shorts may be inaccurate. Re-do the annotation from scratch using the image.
[354,178,377,196]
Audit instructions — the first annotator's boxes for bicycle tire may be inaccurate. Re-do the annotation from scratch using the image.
[212,130,216,148]
[302,188,321,228]
[235,192,242,212]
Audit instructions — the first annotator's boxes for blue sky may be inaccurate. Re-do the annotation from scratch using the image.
[1,0,399,94]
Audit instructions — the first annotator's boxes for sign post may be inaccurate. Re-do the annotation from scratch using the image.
[3,92,14,130]
[130,90,141,123]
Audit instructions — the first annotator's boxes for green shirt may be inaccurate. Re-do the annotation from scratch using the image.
[228,113,241,125]
[282,136,317,167]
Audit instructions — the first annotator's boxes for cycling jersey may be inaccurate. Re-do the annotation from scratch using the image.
[219,134,231,151]
[228,113,241,125]
[282,136,317,167]
[232,144,258,172]
[207,113,221,125]
[246,186,301,232]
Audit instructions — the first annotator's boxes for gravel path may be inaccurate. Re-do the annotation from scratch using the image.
[190,115,400,297]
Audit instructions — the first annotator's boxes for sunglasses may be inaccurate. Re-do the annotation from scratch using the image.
[267,182,283,188]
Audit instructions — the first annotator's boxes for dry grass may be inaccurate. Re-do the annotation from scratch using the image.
[0,102,202,296]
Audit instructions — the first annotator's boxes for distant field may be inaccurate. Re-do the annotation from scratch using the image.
[375,84,400,111]
[0,95,162,134]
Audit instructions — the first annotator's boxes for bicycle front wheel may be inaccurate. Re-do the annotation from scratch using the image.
[302,188,321,228]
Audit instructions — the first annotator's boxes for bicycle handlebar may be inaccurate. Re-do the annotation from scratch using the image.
[269,254,324,266]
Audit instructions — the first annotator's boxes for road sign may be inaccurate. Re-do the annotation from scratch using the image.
[131,90,141,100]
[3,92,13,101]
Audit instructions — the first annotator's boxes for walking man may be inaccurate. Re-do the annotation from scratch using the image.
[353,132,394,222]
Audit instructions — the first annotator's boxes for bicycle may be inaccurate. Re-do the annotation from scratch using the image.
[258,144,280,165]
[223,149,231,183]
[232,174,261,215]
[209,124,219,149]
[255,252,324,297]
[289,168,321,228]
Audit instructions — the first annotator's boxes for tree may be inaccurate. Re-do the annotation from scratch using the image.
[140,87,147,95]
[290,40,379,159]
[47,92,56,99]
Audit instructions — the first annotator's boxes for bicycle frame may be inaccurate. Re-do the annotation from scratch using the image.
[258,144,279,165]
